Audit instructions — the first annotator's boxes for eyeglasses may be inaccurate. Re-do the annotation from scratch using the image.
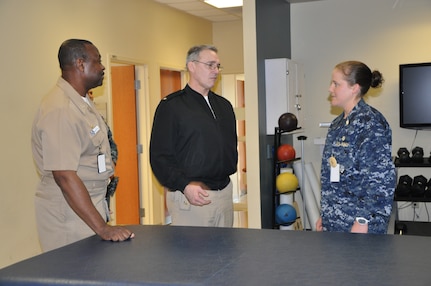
[193,60,223,71]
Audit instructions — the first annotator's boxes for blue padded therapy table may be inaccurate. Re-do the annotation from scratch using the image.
[0,225,430,285]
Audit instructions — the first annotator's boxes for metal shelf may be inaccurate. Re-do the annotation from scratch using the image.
[394,157,431,167]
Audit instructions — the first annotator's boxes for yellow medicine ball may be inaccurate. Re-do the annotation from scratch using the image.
[276,172,299,193]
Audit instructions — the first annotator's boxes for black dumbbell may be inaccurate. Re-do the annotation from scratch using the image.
[397,147,410,163]
[411,175,427,197]
[411,146,424,163]
[396,174,412,197]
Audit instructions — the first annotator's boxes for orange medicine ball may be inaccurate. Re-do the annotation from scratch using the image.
[277,144,296,162]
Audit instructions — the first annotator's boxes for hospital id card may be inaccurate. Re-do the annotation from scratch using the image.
[97,153,106,173]
[330,164,340,182]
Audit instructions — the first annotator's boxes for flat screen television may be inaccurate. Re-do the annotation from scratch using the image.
[400,62,431,129]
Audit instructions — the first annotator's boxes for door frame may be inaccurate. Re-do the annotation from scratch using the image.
[106,54,152,225]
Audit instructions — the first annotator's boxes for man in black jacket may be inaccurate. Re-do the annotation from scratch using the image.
[150,45,238,227]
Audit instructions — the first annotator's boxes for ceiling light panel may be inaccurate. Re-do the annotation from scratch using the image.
[204,0,243,8]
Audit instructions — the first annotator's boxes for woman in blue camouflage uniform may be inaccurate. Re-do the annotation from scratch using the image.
[316,61,395,234]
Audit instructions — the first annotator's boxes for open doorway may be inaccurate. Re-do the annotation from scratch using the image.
[157,71,247,227]
[222,74,247,228]
[107,55,152,225]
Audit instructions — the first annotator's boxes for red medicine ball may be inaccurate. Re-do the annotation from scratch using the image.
[277,144,296,162]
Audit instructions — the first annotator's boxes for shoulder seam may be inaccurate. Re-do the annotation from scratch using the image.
[162,89,185,101]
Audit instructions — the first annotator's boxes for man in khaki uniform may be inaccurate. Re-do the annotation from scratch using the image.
[31,39,134,252]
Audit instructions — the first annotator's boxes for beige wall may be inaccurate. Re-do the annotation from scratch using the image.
[213,20,244,74]
[0,0,227,268]
[242,0,261,228]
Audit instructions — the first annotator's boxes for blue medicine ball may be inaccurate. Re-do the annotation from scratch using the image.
[275,204,297,226]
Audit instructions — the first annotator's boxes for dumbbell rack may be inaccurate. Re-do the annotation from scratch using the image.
[394,157,431,202]
[393,157,431,236]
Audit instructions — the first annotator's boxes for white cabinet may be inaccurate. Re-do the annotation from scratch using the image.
[265,58,304,135]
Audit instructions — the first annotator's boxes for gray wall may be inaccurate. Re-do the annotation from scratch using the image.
[256,0,292,228]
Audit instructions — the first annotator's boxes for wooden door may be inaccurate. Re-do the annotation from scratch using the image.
[160,69,182,97]
[111,65,140,224]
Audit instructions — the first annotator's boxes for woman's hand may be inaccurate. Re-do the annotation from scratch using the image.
[316,217,323,231]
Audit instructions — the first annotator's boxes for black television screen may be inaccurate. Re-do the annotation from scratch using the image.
[400,62,431,129]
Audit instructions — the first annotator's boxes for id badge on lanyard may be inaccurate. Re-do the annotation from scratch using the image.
[329,156,340,182]
[97,145,106,173]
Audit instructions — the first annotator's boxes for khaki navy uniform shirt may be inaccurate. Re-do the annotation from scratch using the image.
[31,77,114,251]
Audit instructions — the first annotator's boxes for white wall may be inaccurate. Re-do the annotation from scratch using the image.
[291,0,431,173]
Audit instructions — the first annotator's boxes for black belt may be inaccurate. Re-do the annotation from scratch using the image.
[201,178,230,191]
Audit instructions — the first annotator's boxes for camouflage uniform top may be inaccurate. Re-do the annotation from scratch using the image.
[320,99,395,234]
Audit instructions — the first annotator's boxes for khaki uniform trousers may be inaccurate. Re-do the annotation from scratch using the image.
[35,176,108,252]
[167,181,233,227]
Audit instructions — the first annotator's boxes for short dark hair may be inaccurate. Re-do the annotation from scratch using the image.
[335,61,384,96]
[58,39,93,70]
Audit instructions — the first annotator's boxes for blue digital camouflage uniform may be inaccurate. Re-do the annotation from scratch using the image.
[320,99,395,234]
[105,123,119,210]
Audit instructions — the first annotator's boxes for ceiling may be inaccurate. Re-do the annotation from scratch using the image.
[154,0,322,23]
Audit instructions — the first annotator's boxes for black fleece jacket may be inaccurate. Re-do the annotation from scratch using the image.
[149,84,238,191]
